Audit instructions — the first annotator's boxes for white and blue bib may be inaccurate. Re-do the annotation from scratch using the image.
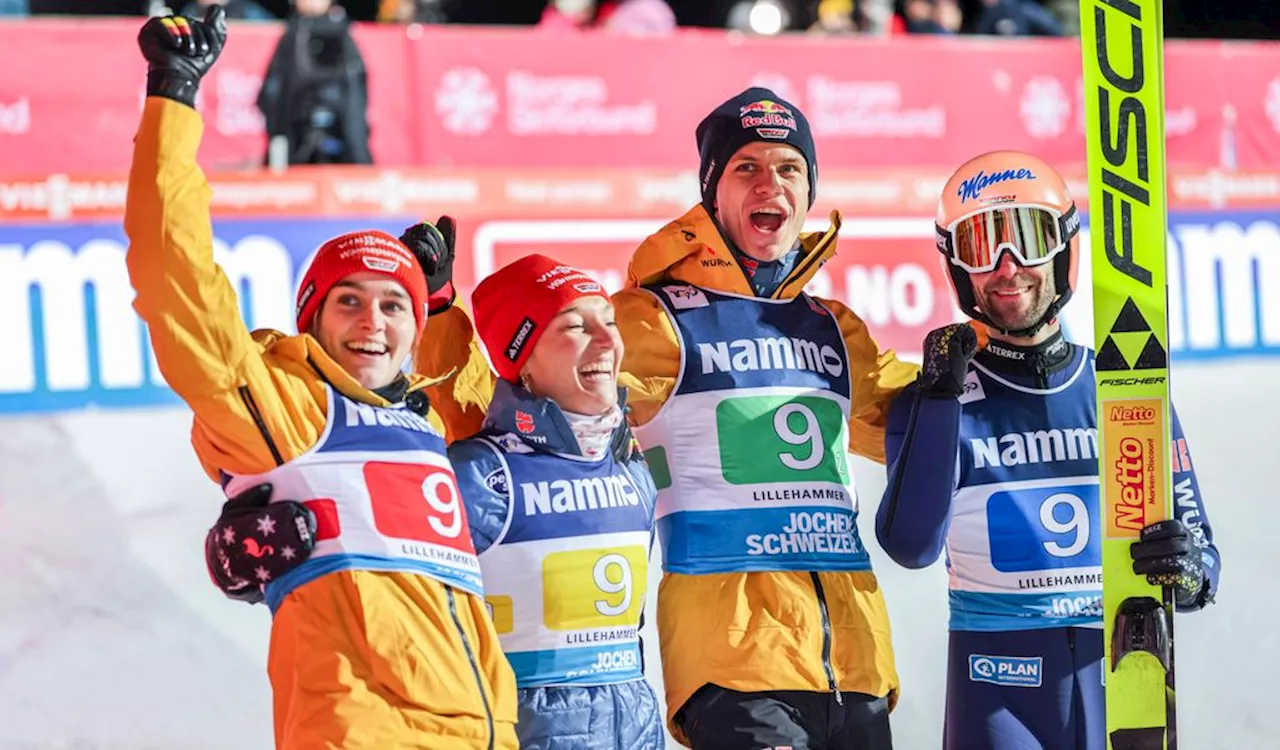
[223,387,484,612]
[476,436,652,687]
[950,353,1102,631]
[636,283,871,575]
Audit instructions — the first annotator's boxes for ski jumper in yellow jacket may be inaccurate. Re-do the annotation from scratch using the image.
[123,97,517,750]
[612,205,919,744]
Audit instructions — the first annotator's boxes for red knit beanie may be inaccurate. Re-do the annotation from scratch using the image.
[295,230,429,334]
[471,254,610,382]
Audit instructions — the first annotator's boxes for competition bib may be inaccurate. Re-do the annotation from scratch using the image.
[949,356,1104,631]
[223,388,483,610]
[635,284,871,575]
[476,437,652,687]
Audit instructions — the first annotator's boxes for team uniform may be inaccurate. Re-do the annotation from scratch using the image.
[612,204,917,747]
[876,334,1220,750]
[448,379,665,750]
[125,96,516,749]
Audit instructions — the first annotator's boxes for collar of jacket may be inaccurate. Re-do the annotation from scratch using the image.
[252,328,448,408]
[625,203,843,299]
[482,377,630,459]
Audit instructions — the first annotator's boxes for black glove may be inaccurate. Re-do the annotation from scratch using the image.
[204,483,317,605]
[1131,519,1208,608]
[400,217,457,315]
[137,6,227,108]
[919,322,983,397]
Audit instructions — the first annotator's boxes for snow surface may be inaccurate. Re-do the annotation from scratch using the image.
[0,359,1266,749]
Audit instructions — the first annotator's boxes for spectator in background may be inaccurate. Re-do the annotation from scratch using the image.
[807,0,872,34]
[539,0,677,35]
[1044,0,1079,34]
[934,0,961,32]
[974,0,1063,36]
[256,0,373,166]
[892,0,957,34]
[377,0,448,23]
[539,0,595,28]
[179,0,274,21]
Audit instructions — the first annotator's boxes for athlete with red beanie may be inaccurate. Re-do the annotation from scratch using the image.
[205,249,666,748]
[446,254,665,749]
[125,9,515,748]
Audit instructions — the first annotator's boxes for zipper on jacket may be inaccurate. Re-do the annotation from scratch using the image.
[809,571,844,706]
[878,391,923,535]
[448,588,496,750]
[237,386,284,466]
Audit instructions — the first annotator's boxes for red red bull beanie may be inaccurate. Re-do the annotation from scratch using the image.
[471,254,610,382]
[696,87,818,211]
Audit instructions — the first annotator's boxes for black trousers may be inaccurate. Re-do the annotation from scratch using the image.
[677,684,894,750]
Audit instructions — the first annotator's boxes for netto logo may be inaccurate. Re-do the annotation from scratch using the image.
[1113,436,1147,531]
[1091,0,1154,288]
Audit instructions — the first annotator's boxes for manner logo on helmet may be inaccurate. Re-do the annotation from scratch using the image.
[755,127,791,140]
[573,282,602,294]
[957,168,1037,203]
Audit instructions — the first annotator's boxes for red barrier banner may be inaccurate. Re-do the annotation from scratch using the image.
[1,19,1278,175]
[0,19,408,172]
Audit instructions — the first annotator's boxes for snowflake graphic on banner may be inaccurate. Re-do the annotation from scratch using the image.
[435,68,499,136]
[1019,77,1071,139]
[1265,77,1280,133]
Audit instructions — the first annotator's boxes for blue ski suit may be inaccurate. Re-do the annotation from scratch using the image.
[875,333,1220,750]
[448,379,665,750]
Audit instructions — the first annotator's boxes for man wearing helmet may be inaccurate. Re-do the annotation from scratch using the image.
[873,151,1221,749]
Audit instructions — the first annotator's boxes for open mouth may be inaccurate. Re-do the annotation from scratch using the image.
[578,361,614,384]
[345,341,389,358]
[749,207,786,233]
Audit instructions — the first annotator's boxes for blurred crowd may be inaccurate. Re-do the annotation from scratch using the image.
[0,0,1079,38]
[3,0,1267,40]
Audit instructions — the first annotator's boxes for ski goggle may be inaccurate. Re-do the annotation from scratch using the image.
[935,203,1080,274]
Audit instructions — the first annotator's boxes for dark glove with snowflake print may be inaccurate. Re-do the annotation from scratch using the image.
[204,484,316,605]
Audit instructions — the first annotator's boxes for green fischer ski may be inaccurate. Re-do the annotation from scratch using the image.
[1079,0,1177,748]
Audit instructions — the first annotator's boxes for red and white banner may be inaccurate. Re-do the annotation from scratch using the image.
[1,20,1278,175]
